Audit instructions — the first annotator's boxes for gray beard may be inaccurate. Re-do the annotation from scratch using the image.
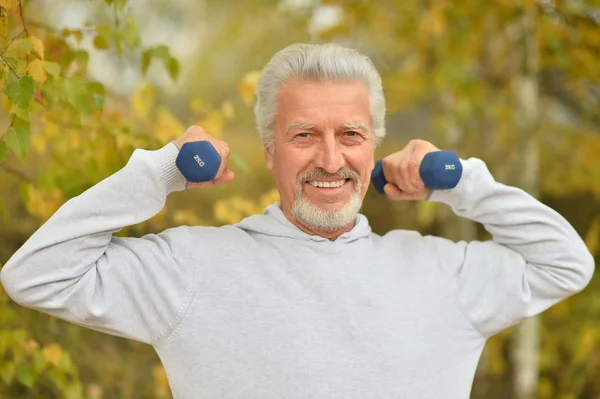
[291,168,363,233]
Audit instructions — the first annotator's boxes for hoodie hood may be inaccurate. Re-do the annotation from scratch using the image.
[234,202,372,244]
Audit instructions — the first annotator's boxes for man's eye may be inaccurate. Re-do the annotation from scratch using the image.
[297,132,310,138]
[346,131,358,137]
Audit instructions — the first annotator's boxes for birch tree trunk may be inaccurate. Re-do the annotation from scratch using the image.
[439,92,487,395]
[510,5,541,399]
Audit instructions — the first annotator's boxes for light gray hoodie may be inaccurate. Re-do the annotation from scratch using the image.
[0,142,594,399]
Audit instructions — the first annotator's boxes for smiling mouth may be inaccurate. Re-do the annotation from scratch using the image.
[305,179,350,188]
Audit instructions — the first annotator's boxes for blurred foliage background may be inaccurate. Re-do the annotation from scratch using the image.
[0,0,599,398]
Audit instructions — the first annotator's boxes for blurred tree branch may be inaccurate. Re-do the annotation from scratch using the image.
[0,163,33,181]
[17,0,28,36]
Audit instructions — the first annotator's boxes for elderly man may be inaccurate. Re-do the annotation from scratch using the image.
[0,43,594,399]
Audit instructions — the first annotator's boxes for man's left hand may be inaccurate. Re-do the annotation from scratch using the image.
[380,139,440,201]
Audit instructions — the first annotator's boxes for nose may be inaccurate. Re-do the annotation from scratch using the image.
[316,134,345,173]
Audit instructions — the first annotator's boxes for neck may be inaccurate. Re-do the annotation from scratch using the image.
[279,204,356,241]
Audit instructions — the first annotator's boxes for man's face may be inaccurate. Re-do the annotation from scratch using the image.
[266,79,375,234]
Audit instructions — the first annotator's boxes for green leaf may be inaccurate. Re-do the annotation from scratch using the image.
[140,45,179,80]
[19,182,29,205]
[114,32,123,56]
[230,154,251,175]
[89,81,105,110]
[93,92,104,109]
[0,361,15,385]
[93,34,110,49]
[141,50,151,75]
[94,24,112,50]
[167,57,180,80]
[63,77,86,108]
[152,45,170,60]
[9,37,33,53]
[3,56,19,72]
[114,0,127,10]
[33,351,45,372]
[13,105,30,122]
[5,75,34,110]
[72,50,89,70]
[42,61,61,77]
[59,353,74,372]
[0,141,7,162]
[14,114,30,130]
[6,126,30,162]
[122,14,140,50]
[0,66,6,91]
[16,363,36,388]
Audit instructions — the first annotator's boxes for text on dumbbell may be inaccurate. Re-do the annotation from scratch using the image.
[194,155,205,167]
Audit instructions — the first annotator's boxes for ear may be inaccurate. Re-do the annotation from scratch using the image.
[264,145,274,171]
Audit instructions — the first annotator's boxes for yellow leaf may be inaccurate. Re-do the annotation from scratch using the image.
[71,132,81,149]
[239,70,261,105]
[29,35,44,59]
[0,0,18,11]
[171,209,202,226]
[196,110,224,138]
[24,339,39,355]
[31,132,46,154]
[153,107,183,145]
[43,118,60,139]
[72,31,83,45]
[131,83,156,120]
[538,376,554,399]
[416,201,437,227]
[221,101,235,120]
[584,215,600,256]
[259,188,280,209]
[190,98,208,114]
[152,364,169,394]
[0,7,8,39]
[27,59,47,83]
[25,185,64,221]
[42,343,63,367]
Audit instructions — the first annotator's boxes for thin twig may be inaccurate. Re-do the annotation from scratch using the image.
[0,30,25,56]
[0,163,33,182]
[28,20,95,34]
[18,0,28,36]
[0,54,20,78]
[0,115,16,141]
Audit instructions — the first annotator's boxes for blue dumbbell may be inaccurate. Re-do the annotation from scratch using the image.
[371,150,462,194]
[175,141,222,182]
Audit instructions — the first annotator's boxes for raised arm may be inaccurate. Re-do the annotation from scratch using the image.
[380,139,594,337]
[426,157,594,337]
[0,126,234,345]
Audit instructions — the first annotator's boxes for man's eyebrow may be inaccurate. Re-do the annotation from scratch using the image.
[284,122,316,135]
[339,122,367,130]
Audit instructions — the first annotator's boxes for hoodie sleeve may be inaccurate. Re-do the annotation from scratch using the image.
[426,157,594,338]
[0,143,196,346]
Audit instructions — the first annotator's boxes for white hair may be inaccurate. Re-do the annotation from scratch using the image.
[254,43,386,149]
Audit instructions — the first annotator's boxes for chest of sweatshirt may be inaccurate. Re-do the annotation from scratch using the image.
[156,227,483,351]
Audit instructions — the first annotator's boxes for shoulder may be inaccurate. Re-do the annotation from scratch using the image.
[373,228,468,264]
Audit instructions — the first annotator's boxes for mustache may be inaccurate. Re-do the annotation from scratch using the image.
[297,167,361,183]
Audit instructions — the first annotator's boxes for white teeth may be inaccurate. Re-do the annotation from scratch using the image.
[308,179,346,188]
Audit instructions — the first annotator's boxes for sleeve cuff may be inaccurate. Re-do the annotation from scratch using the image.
[426,158,472,209]
[133,142,187,195]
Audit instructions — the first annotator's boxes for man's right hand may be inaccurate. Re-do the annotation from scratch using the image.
[175,125,236,189]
